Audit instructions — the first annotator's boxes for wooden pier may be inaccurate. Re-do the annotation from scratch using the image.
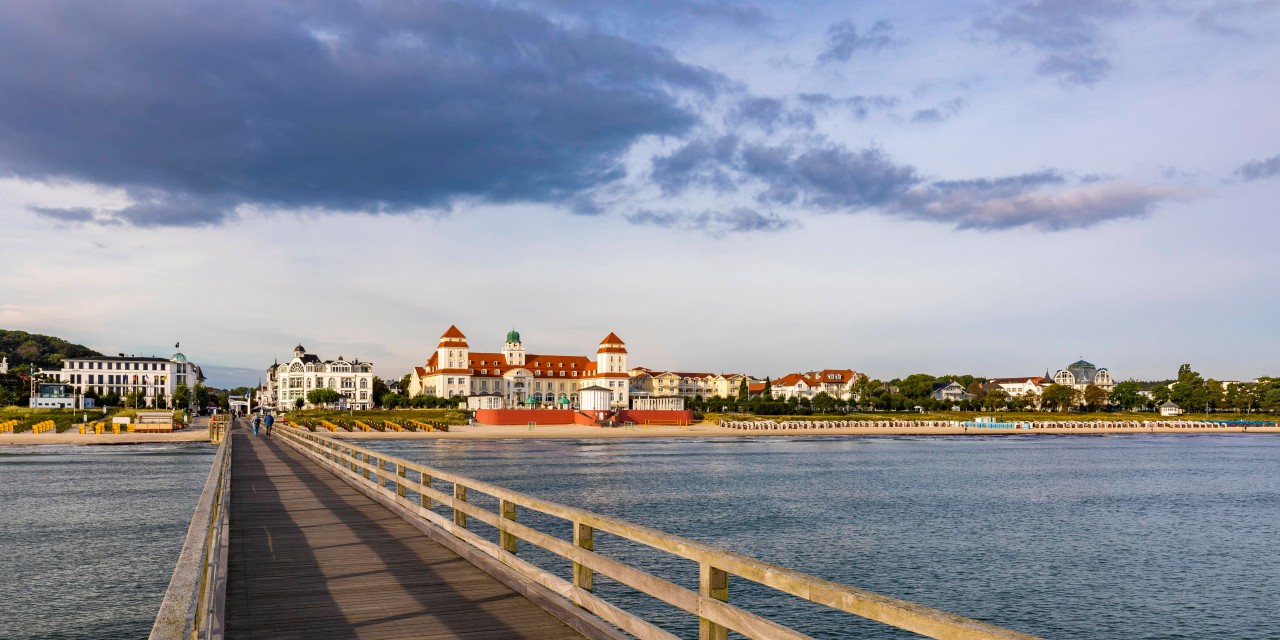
[151,419,1041,640]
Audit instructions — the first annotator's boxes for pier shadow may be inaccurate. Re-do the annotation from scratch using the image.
[225,429,576,639]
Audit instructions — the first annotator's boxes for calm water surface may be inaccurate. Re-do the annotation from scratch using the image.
[0,443,214,640]
[364,435,1280,640]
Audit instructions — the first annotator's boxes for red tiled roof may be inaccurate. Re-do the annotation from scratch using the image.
[597,346,628,353]
[599,332,624,345]
[441,325,467,339]
[990,376,1046,384]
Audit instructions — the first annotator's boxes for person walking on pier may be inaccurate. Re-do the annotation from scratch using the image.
[263,413,274,438]
[252,414,261,436]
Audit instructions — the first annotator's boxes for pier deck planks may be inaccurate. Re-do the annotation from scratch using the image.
[225,429,584,640]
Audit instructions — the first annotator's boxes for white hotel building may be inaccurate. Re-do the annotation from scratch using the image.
[42,351,205,407]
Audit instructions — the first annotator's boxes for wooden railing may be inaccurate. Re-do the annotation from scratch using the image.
[277,427,1039,640]
[151,419,233,640]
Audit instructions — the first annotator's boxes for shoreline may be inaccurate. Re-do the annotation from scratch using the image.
[3,423,1279,446]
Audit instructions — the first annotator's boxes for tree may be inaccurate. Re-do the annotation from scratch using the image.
[1041,384,1080,411]
[307,388,342,408]
[193,384,213,411]
[294,397,305,410]
[372,377,390,406]
[1083,384,1109,411]
[171,381,190,410]
[124,388,146,408]
[982,388,1008,411]
[1262,387,1280,413]
[399,374,412,397]
[761,378,773,400]
[737,378,749,402]
[1110,381,1142,411]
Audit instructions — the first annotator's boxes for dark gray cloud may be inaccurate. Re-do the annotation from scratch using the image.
[818,19,894,64]
[977,0,1133,85]
[730,97,815,133]
[508,0,768,32]
[650,135,740,194]
[650,137,1184,232]
[797,93,898,119]
[30,207,95,224]
[0,1,718,227]
[1233,154,1280,181]
[911,97,968,124]
[626,207,797,235]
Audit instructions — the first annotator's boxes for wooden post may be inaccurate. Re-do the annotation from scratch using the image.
[499,499,517,554]
[573,521,594,592]
[362,453,371,480]
[699,563,729,640]
[452,483,467,528]
[396,464,407,497]
[420,472,433,509]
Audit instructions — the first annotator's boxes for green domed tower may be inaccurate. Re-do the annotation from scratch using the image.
[502,328,525,366]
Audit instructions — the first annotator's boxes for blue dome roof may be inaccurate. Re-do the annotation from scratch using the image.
[172,352,187,363]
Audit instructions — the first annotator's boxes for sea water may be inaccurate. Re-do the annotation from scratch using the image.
[365,435,1280,639]
[0,443,214,640]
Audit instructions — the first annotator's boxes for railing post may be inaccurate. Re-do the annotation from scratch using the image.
[573,521,594,592]
[499,499,517,554]
[396,464,407,497]
[362,452,371,480]
[452,483,467,528]
[420,472,433,509]
[699,563,729,640]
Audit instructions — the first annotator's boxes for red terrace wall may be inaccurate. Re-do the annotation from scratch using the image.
[474,409,577,425]
[615,410,695,426]
[474,409,696,426]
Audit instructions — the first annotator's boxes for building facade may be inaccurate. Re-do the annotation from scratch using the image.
[769,369,865,400]
[266,344,375,410]
[628,369,747,401]
[43,352,204,407]
[408,326,631,409]
[1053,360,1115,393]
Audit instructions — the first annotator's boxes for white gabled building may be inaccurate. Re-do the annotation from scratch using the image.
[770,369,865,400]
[266,344,375,410]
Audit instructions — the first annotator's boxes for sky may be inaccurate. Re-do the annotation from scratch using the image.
[1,0,1278,389]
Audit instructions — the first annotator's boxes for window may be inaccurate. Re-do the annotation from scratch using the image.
[360,378,368,389]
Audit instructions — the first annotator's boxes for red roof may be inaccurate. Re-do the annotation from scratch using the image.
[440,325,467,339]
[599,332,624,345]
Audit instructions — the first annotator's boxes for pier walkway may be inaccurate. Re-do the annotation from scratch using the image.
[224,429,583,639]
[152,419,1040,640]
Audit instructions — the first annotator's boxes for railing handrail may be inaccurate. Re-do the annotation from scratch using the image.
[277,426,1039,640]
[151,418,233,640]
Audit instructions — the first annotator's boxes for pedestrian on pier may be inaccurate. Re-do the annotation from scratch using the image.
[263,413,274,438]
[252,414,261,436]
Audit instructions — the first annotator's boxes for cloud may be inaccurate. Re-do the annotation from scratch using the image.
[650,137,1184,232]
[911,97,968,124]
[30,206,95,224]
[817,19,894,64]
[896,174,1189,230]
[977,0,1133,85]
[1233,154,1280,181]
[1185,0,1280,37]
[797,93,898,119]
[626,207,797,235]
[0,1,718,227]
